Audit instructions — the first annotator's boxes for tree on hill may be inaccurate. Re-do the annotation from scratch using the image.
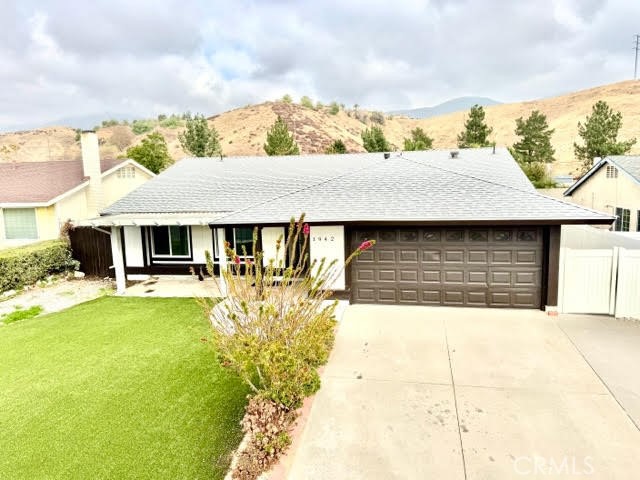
[109,125,134,151]
[574,100,636,174]
[126,132,173,174]
[300,96,314,109]
[325,139,347,154]
[178,113,222,157]
[264,116,300,156]
[281,94,292,103]
[457,105,493,148]
[403,127,433,151]
[510,110,555,164]
[362,126,390,152]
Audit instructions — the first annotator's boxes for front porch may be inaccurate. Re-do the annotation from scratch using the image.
[123,275,223,298]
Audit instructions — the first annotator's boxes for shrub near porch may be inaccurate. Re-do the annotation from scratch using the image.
[0,297,248,480]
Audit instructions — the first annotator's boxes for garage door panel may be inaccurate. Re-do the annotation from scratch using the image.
[444,270,464,284]
[444,290,464,304]
[377,288,397,303]
[351,227,542,309]
[399,289,419,303]
[399,270,418,282]
[468,250,488,264]
[357,269,375,281]
[422,250,442,263]
[422,289,442,304]
[376,250,395,262]
[491,250,513,264]
[445,250,465,263]
[399,250,419,263]
[468,271,488,285]
[377,269,396,282]
[467,290,488,306]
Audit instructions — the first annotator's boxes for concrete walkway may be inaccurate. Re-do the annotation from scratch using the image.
[124,275,221,297]
[288,306,640,479]
[559,314,640,430]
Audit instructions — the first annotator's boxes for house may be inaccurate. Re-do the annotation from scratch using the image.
[0,131,154,248]
[563,156,640,232]
[84,147,613,310]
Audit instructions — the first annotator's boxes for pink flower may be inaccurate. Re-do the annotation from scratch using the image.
[234,256,241,265]
[246,258,252,265]
[358,240,375,251]
[303,223,310,236]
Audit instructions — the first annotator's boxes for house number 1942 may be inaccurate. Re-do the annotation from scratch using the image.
[313,236,335,242]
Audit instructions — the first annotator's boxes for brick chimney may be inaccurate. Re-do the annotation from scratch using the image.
[80,130,104,217]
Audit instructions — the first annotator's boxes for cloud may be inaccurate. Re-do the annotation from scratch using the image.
[0,0,636,130]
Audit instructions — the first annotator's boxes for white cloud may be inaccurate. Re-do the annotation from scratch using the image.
[0,0,636,130]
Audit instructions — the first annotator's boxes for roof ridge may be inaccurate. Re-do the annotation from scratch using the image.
[400,152,614,219]
[211,155,390,222]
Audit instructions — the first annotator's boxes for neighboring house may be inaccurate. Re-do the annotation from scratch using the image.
[563,156,640,232]
[0,131,154,248]
[84,147,613,310]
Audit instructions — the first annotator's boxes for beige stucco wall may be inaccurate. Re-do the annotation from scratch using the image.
[102,166,153,210]
[567,166,640,231]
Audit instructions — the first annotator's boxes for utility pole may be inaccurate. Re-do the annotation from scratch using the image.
[635,34,640,80]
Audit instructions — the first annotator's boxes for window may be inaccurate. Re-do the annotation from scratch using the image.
[3,208,37,239]
[150,226,190,257]
[117,166,135,178]
[614,208,630,232]
[469,230,488,242]
[606,165,618,178]
[233,227,254,257]
[494,230,513,241]
[638,211,640,232]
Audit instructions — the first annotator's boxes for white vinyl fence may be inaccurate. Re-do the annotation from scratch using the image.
[559,226,640,320]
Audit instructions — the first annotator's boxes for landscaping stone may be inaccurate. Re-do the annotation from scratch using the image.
[74,271,86,279]
[2,289,16,298]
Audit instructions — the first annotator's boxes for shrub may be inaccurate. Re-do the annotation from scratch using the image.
[233,397,294,479]
[325,139,347,154]
[159,115,183,129]
[0,240,78,292]
[207,215,375,478]
[369,111,385,125]
[131,119,155,135]
[329,102,340,115]
[362,126,390,152]
[299,96,314,109]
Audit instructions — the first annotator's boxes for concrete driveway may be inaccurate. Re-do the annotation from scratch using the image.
[288,305,640,479]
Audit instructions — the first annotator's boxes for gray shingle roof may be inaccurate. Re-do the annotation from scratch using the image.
[101,148,613,225]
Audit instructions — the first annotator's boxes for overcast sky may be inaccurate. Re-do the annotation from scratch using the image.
[1,0,638,130]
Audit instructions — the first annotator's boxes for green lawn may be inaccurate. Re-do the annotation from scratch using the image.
[0,297,248,479]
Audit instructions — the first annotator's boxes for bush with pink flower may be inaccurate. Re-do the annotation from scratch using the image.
[204,214,374,479]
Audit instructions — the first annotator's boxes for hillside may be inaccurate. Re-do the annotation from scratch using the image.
[1,80,639,177]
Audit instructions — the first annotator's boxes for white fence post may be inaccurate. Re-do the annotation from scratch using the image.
[609,247,619,316]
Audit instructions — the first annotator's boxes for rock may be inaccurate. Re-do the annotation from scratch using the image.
[2,289,17,297]
[74,271,86,279]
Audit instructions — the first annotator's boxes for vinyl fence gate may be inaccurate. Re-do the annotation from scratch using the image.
[559,247,640,320]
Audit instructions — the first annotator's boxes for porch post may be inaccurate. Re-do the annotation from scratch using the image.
[110,226,126,295]
[216,227,228,297]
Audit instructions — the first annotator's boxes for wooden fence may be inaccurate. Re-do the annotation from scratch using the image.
[69,227,113,278]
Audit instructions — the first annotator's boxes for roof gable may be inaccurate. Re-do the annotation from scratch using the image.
[0,158,125,204]
[564,156,640,196]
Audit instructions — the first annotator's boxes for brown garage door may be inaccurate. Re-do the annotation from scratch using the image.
[351,227,543,308]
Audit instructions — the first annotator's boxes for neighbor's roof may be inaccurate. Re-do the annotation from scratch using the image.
[0,158,124,205]
[97,148,613,226]
[564,156,640,196]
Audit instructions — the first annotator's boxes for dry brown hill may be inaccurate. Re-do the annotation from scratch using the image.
[1,80,639,177]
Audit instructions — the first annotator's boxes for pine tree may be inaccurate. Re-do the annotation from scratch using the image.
[511,110,555,164]
[264,116,300,156]
[361,126,390,152]
[325,139,347,154]
[457,105,493,148]
[574,100,636,174]
[127,132,173,174]
[178,113,222,157]
[403,127,433,151]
